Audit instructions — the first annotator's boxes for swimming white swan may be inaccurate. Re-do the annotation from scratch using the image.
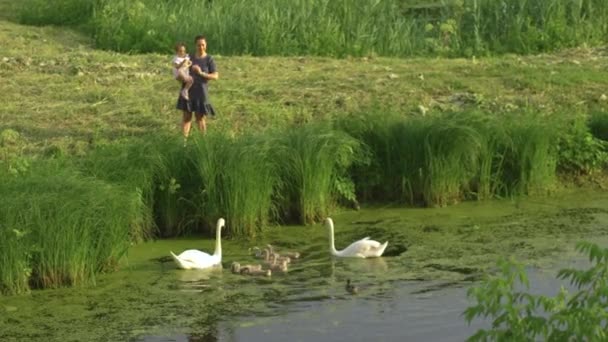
[170,218,225,270]
[325,217,388,258]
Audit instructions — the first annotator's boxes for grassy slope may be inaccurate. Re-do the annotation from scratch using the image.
[0,16,608,154]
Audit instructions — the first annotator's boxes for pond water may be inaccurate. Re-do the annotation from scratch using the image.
[1,190,608,341]
[136,257,595,342]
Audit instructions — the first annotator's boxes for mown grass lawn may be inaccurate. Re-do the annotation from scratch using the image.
[1,17,607,156]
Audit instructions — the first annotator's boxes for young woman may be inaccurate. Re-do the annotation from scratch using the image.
[176,35,219,139]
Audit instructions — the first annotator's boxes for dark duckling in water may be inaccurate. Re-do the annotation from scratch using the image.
[345,279,359,294]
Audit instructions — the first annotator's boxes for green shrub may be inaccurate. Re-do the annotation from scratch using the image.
[558,116,608,175]
[465,241,608,341]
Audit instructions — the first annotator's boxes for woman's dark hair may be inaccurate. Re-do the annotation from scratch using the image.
[194,35,206,43]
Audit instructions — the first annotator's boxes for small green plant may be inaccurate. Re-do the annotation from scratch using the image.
[464,241,608,341]
[558,117,608,175]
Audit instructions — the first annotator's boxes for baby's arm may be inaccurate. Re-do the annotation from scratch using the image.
[173,60,185,69]
[172,56,191,69]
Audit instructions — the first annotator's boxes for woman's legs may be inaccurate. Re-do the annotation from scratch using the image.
[183,111,207,137]
[195,113,207,133]
[182,110,193,137]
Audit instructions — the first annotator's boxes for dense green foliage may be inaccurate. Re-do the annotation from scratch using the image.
[341,111,566,205]
[558,115,608,175]
[0,160,140,295]
[15,0,608,57]
[465,241,608,341]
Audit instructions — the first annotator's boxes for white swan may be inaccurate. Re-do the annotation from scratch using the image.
[325,217,388,258]
[170,218,225,270]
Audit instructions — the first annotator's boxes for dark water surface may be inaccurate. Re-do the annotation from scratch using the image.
[138,258,595,342]
[2,190,607,341]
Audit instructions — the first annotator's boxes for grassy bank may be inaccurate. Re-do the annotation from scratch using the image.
[13,0,608,57]
[1,19,607,157]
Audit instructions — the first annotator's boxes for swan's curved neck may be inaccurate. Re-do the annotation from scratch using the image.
[213,221,222,258]
[327,220,339,256]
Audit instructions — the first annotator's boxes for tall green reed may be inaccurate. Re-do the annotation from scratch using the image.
[273,123,360,224]
[151,141,201,237]
[466,114,510,200]
[0,159,137,293]
[77,137,172,241]
[342,110,561,206]
[459,0,608,55]
[501,114,558,195]
[17,0,608,56]
[422,116,483,206]
[189,132,279,237]
[339,112,426,203]
[0,210,31,295]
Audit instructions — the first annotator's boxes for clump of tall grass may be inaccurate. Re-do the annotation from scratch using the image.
[0,159,139,294]
[340,111,485,205]
[341,110,561,206]
[0,218,31,295]
[349,114,427,203]
[189,132,279,237]
[273,123,360,224]
[76,137,170,241]
[501,114,559,195]
[151,140,201,237]
[16,0,608,57]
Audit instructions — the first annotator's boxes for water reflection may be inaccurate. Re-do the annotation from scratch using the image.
[330,256,389,275]
[176,266,222,282]
[140,321,236,342]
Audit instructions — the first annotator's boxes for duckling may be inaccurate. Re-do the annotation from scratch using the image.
[270,252,291,265]
[266,244,276,254]
[282,251,301,259]
[345,279,359,295]
[267,244,300,259]
[258,249,274,265]
[230,262,241,274]
[268,260,289,273]
[239,264,263,273]
[240,268,272,277]
[250,246,266,259]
